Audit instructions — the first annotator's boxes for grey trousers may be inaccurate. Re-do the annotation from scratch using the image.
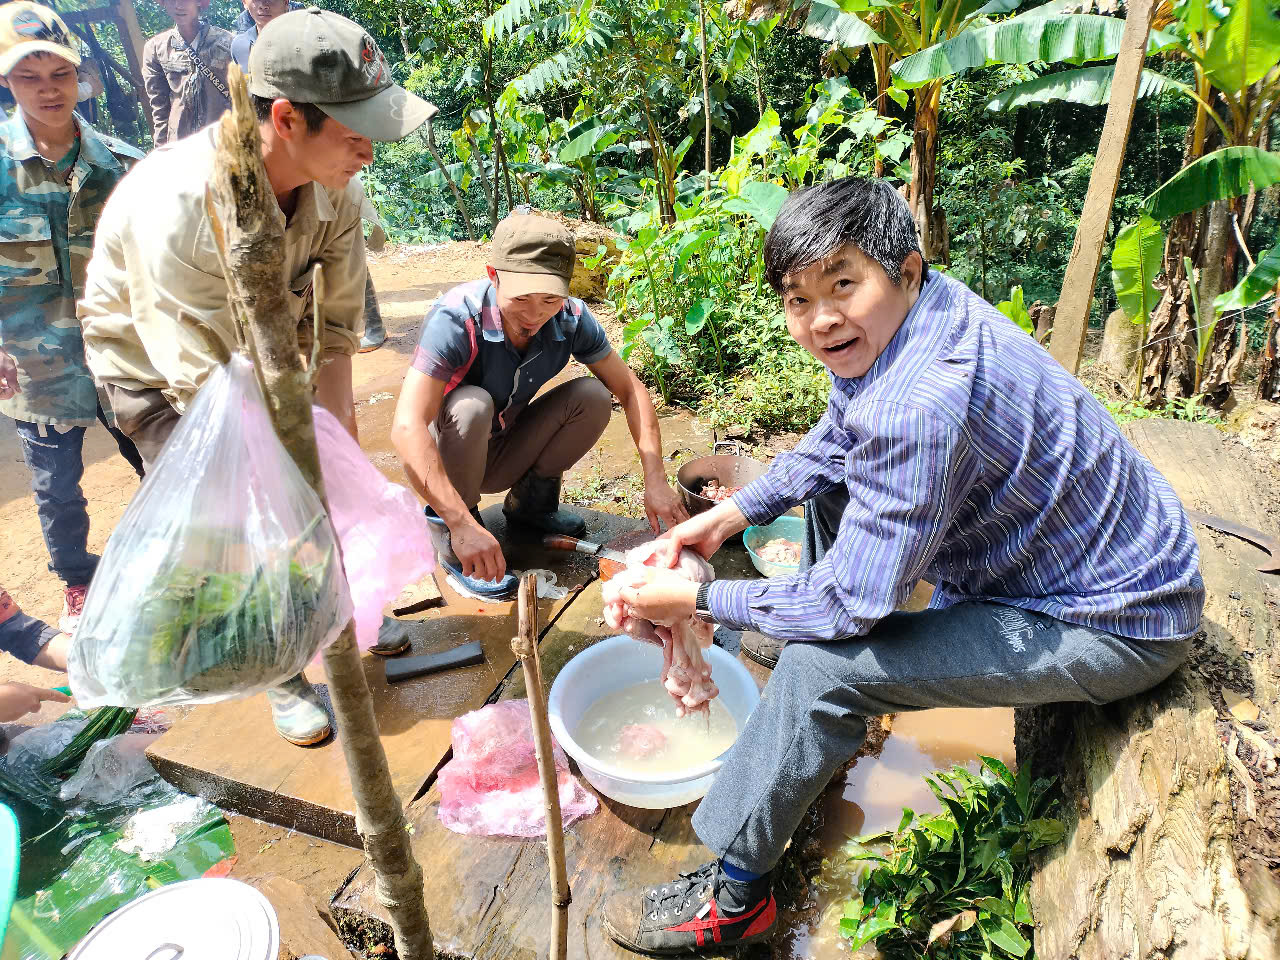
[430,378,613,507]
[692,489,1192,875]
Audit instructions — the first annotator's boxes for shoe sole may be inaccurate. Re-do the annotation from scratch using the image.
[740,643,779,670]
[357,342,384,353]
[602,914,776,955]
[368,639,411,657]
[277,726,332,746]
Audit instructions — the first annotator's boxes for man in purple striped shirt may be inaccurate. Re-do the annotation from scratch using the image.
[602,178,1203,954]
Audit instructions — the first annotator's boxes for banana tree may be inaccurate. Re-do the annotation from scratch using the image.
[991,0,1280,402]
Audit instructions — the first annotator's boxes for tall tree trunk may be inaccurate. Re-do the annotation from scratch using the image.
[465,126,498,230]
[1259,289,1280,401]
[699,0,712,196]
[424,122,476,241]
[1195,198,1241,400]
[207,65,434,960]
[482,36,514,216]
[872,43,892,180]
[908,82,946,264]
[396,9,412,59]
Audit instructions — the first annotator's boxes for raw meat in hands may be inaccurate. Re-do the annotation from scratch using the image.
[602,541,719,716]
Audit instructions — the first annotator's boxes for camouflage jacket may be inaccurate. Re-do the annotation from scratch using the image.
[0,112,142,427]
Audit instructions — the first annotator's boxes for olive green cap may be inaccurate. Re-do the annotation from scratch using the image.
[490,213,576,298]
[248,7,436,142]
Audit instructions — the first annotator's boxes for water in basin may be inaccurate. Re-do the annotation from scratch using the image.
[575,680,738,775]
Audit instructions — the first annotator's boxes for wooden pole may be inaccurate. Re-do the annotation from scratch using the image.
[511,572,570,960]
[205,65,435,960]
[1048,0,1159,373]
[109,0,151,133]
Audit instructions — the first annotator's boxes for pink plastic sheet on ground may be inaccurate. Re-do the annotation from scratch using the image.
[437,700,598,837]
[314,406,434,650]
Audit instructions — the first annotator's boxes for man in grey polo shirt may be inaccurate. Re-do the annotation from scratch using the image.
[391,211,688,598]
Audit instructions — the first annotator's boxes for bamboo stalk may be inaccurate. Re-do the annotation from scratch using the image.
[511,572,570,960]
[205,64,434,960]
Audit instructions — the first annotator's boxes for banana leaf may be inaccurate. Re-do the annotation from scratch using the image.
[1215,244,1280,316]
[1144,147,1280,221]
[1111,215,1165,327]
[1200,0,1280,94]
[986,65,1183,111]
[892,13,1172,87]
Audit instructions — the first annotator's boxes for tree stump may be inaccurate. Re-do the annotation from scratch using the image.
[1016,420,1280,959]
[1097,307,1141,390]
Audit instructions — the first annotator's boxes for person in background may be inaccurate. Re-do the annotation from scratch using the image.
[0,586,71,723]
[80,8,435,746]
[142,0,232,146]
[0,3,144,636]
[230,0,301,71]
[391,211,688,599]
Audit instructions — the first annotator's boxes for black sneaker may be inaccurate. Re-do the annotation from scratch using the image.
[603,861,776,954]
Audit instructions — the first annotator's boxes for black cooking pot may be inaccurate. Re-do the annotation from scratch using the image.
[676,441,768,515]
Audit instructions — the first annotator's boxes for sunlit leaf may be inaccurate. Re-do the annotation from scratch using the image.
[1200,0,1280,94]
[1144,147,1280,220]
[723,180,789,231]
[978,913,1031,956]
[802,0,885,49]
[986,65,1183,111]
[892,13,1170,87]
[684,298,715,335]
[1110,215,1165,330]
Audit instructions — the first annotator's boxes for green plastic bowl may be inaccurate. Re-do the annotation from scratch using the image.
[743,515,806,577]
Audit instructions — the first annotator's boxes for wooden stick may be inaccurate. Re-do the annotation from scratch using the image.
[512,572,571,960]
[206,63,435,960]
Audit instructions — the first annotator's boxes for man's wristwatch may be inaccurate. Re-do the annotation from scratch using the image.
[693,582,715,624]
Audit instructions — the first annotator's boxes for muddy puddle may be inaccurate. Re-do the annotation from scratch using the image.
[779,707,1015,960]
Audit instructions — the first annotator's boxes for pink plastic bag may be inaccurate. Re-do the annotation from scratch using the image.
[314,406,434,650]
[437,700,597,837]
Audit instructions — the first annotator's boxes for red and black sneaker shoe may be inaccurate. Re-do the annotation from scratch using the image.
[603,860,777,955]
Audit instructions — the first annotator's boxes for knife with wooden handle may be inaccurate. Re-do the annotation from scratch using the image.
[542,534,629,563]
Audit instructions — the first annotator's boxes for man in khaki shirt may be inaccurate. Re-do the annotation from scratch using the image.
[78,7,435,746]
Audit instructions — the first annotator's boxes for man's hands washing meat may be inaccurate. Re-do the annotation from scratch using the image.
[602,541,719,717]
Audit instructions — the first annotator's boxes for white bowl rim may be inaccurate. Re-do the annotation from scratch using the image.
[548,634,758,786]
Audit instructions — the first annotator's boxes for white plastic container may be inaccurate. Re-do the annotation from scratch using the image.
[548,634,760,809]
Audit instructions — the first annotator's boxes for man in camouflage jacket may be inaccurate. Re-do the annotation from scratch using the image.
[0,1,144,632]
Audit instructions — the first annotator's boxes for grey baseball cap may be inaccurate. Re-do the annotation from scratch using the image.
[248,7,437,142]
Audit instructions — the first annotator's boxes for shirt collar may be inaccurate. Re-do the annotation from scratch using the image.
[285,181,336,234]
[834,269,947,395]
[2,112,122,174]
[477,278,568,346]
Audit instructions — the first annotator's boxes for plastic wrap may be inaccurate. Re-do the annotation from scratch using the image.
[314,405,434,650]
[437,700,596,837]
[67,356,351,708]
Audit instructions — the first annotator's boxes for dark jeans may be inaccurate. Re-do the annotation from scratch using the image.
[691,486,1191,874]
[10,405,144,587]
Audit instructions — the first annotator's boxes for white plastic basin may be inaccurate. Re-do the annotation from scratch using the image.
[548,634,760,809]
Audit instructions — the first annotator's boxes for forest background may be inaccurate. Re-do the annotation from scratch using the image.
[59,0,1280,433]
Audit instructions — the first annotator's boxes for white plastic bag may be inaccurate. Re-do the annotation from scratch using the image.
[68,356,351,708]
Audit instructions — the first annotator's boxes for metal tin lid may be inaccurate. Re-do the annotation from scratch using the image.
[68,878,280,960]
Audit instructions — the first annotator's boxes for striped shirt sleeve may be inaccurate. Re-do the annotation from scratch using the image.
[732,394,849,524]
[709,402,977,640]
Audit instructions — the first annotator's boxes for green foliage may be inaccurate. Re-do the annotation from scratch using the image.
[891,12,1167,88]
[1215,245,1280,316]
[1199,0,1280,94]
[1099,393,1223,424]
[985,65,1182,111]
[996,286,1034,334]
[839,758,1062,959]
[1144,147,1280,221]
[1111,215,1165,328]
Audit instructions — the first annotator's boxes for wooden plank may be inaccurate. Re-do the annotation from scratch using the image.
[109,0,151,133]
[147,507,642,847]
[334,575,772,958]
[1049,0,1158,373]
[243,875,356,960]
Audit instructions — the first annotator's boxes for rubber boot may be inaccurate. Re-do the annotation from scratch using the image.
[425,507,518,599]
[358,276,386,353]
[266,674,331,746]
[502,471,586,537]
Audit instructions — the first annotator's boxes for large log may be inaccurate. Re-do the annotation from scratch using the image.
[1015,420,1280,959]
